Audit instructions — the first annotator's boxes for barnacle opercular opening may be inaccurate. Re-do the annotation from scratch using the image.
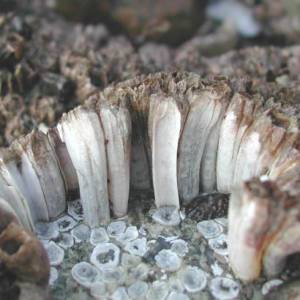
[0,72,299,298]
[1,240,22,255]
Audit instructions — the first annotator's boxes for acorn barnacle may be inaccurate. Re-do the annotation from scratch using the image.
[0,72,299,297]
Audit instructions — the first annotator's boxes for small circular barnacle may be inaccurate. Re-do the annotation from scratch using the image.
[90,227,109,246]
[155,249,182,272]
[128,281,148,299]
[125,237,148,257]
[44,241,65,266]
[209,277,240,300]
[180,266,207,293]
[197,220,223,239]
[71,261,101,288]
[71,223,91,243]
[90,243,121,270]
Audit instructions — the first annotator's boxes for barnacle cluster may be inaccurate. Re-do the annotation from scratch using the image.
[0,71,299,297]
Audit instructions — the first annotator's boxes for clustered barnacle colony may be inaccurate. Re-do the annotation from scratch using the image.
[0,72,299,285]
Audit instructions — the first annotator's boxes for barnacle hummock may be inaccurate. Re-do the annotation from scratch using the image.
[0,72,299,293]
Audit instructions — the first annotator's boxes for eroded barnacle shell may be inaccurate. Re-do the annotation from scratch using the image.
[233,113,272,187]
[0,222,50,285]
[47,127,79,197]
[90,242,120,270]
[10,131,67,220]
[71,223,91,243]
[55,215,77,232]
[59,105,110,227]
[125,237,148,257]
[0,143,49,222]
[128,281,148,299]
[0,197,20,232]
[152,206,181,226]
[67,199,83,221]
[262,194,300,277]
[209,277,240,300]
[23,130,67,219]
[269,133,300,182]
[147,281,169,300]
[121,252,142,268]
[170,239,189,257]
[197,220,223,239]
[211,261,224,276]
[44,241,65,266]
[167,291,190,300]
[209,234,229,256]
[107,220,127,238]
[71,261,101,288]
[217,93,247,193]
[214,218,228,228]
[90,227,109,246]
[90,281,107,298]
[228,179,288,281]
[129,263,149,282]
[0,171,34,231]
[102,266,125,285]
[180,266,207,293]
[57,232,74,249]
[35,221,59,240]
[179,83,230,200]
[261,279,283,295]
[116,225,139,245]
[49,267,59,286]
[97,101,132,218]
[111,286,130,300]
[155,249,182,272]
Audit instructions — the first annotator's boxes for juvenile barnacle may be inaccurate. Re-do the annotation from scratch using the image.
[44,241,65,266]
[90,243,121,270]
[71,261,101,288]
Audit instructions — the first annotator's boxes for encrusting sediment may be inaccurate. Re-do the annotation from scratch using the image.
[0,72,299,282]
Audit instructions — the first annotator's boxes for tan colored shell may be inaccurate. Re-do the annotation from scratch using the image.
[0,222,50,285]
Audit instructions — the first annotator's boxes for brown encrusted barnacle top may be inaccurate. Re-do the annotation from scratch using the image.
[229,171,300,279]
[0,199,50,298]
[0,222,50,285]
[0,72,299,283]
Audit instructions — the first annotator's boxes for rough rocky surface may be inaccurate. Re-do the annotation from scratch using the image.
[1,1,300,147]
[38,191,298,300]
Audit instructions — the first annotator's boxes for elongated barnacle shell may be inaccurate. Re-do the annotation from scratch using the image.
[149,95,181,208]
[59,105,110,227]
[98,103,131,217]
[47,127,79,198]
[228,179,288,281]
[0,142,49,222]
[0,197,20,232]
[24,131,67,219]
[178,89,224,201]
[0,171,34,231]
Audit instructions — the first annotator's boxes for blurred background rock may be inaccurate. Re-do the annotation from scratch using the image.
[1,0,300,147]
